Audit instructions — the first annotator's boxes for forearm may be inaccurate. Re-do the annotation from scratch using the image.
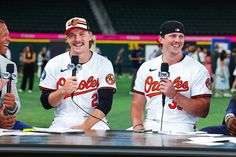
[131,103,144,126]
[172,92,210,117]
[47,77,78,107]
[48,88,66,107]
[82,109,105,130]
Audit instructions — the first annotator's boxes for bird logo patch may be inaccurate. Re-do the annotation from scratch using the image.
[105,74,116,85]
[205,78,212,90]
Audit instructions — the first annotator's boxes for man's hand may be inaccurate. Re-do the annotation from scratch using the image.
[160,78,176,99]
[0,105,16,129]
[133,123,144,132]
[70,123,89,131]
[226,117,236,136]
[0,79,8,91]
[3,93,15,110]
[60,76,78,94]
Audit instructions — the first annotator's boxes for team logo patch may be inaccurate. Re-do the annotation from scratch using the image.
[40,70,46,81]
[205,78,211,90]
[105,74,116,85]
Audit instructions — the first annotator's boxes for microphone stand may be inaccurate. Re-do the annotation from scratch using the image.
[159,62,169,132]
[160,98,165,132]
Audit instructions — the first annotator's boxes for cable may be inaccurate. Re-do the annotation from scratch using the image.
[71,96,112,130]
[160,105,165,132]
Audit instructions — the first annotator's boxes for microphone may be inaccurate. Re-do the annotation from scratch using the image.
[158,62,169,132]
[71,56,79,76]
[71,56,79,98]
[159,62,169,107]
[6,63,14,93]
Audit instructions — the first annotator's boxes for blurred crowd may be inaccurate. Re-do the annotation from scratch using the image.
[184,44,236,97]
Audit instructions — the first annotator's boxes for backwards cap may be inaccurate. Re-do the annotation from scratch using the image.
[159,20,185,36]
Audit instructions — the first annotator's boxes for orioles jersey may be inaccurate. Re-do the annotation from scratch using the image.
[134,55,212,132]
[39,51,116,129]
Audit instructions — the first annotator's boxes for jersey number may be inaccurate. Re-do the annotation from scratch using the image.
[91,93,98,107]
[168,101,183,110]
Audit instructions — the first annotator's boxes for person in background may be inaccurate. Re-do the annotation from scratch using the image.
[191,46,205,64]
[211,44,220,90]
[204,50,214,83]
[0,19,31,130]
[214,50,231,97]
[19,45,36,93]
[231,68,236,92]
[114,47,125,78]
[130,20,211,132]
[128,44,145,95]
[37,46,49,77]
[229,48,236,90]
[37,48,43,78]
[148,46,162,60]
[39,17,116,130]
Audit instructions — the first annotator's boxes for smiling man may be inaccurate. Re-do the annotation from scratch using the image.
[39,17,116,130]
[130,20,212,132]
[0,19,31,130]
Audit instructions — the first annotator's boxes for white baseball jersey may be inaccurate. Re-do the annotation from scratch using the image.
[39,51,116,129]
[134,55,212,132]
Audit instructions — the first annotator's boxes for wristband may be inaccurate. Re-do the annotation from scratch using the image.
[225,114,235,124]
[6,105,18,115]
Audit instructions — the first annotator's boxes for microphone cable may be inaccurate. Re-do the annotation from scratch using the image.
[160,103,165,132]
[71,96,112,130]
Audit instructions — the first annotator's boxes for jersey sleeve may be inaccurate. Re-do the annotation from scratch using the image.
[133,63,145,93]
[98,59,116,90]
[191,66,212,97]
[39,59,58,90]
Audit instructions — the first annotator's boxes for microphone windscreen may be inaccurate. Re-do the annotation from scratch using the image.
[161,62,169,72]
[71,56,79,65]
[6,63,14,74]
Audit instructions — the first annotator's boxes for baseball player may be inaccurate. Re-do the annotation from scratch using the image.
[39,17,116,130]
[131,20,212,132]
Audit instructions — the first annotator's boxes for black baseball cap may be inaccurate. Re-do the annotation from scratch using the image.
[159,20,185,36]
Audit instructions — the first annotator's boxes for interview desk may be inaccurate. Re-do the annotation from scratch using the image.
[0,130,236,157]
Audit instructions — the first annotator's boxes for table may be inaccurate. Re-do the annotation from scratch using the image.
[0,130,235,157]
